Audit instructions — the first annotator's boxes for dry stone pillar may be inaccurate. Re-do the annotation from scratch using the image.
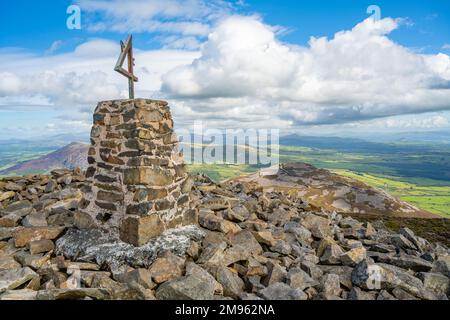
[81,99,195,246]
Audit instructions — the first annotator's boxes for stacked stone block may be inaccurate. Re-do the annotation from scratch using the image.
[81,99,195,246]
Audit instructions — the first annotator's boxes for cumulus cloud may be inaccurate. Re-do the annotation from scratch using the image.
[0,39,198,108]
[2,13,450,136]
[162,15,450,126]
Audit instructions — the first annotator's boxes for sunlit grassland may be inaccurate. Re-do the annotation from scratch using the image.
[332,169,450,218]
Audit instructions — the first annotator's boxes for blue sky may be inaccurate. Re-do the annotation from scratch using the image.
[1,0,450,139]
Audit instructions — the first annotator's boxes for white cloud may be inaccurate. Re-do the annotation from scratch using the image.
[0,72,22,95]
[2,14,450,136]
[76,0,239,48]
[162,15,450,127]
[0,39,199,108]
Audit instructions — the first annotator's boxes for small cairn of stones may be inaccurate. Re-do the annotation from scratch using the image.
[0,169,449,300]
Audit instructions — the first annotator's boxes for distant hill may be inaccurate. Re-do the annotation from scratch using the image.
[280,134,437,153]
[234,162,437,219]
[0,142,89,175]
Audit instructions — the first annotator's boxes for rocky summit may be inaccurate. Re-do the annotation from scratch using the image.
[0,168,449,300]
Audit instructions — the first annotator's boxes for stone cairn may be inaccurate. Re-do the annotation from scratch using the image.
[80,99,195,246]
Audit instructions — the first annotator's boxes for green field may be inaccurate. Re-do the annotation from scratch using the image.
[188,140,450,218]
[2,135,449,218]
[332,170,450,218]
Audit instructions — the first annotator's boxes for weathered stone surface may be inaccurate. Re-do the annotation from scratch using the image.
[348,287,376,300]
[222,246,250,267]
[259,283,307,300]
[0,228,14,241]
[199,211,239,234]
[319,242,344,265]
[0,191,16,202]
[0,256,22,269]
[22,212,48,227]
[13,227,65,247]
[228,230,263,255]
[252,231,276,247]
[149,252,185,284]
[1,200,33,217]
[56,226,203,274]
[377,290,397,300]
[28,239,55,255]
[320,273,342,298]
[120,215,166,246]
[122,268,156,290]
[417,272,449,297]
[14,251,51,269]
[197,241,227,265]
[340,247,367,266]
[391,234,417,251]
[387,255,433,272]
[432,256,450,277]
[0,267,37,293]
[36,288,109,300]
[0,214,21,228]
[186,262,223,294]
[156,275,215,300]
[287,267,319,290]
[261,261,287,286]
[211,265,245,299]
[301,214,332,239]
[0,289,38,300]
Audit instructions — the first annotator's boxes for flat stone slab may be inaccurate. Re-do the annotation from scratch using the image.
[55,225,204,274]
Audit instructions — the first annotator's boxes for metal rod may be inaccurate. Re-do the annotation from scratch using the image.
[114,34,138,99]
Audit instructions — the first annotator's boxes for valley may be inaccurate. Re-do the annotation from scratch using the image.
[1,134,449,218]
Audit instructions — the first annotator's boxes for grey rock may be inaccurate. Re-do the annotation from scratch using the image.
[377,290,397,300]
[212,265,245,299]
[0,289,37,300]
[186,262,223,295]
[348,286,376,300]
[391,234,417,251]
[340,247,367,266]
[0,267,37,293]
[1,200,33,217]
[432,256,450,277]
[392,287,418,300]
[417,272,449,297]
[301,214,331,239]
[122,268,156,290]
[22,212,48,227]
[287,267,319,290]
[261,261,287,286]
[197,242,227,265]
[320,243,344,265]
[399,227,424,251]
[259,282,307,300]
[387,255,433,272]
[56,225,204,274]
[156,275,216,300]
[319,265,353,289]
[0,256,22,269]
[270,240,291,255]
[36,288,109,300]
[0,228,14,241]
[28,239,55,254]
[320,273,342,297]
[228,230,263,255]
